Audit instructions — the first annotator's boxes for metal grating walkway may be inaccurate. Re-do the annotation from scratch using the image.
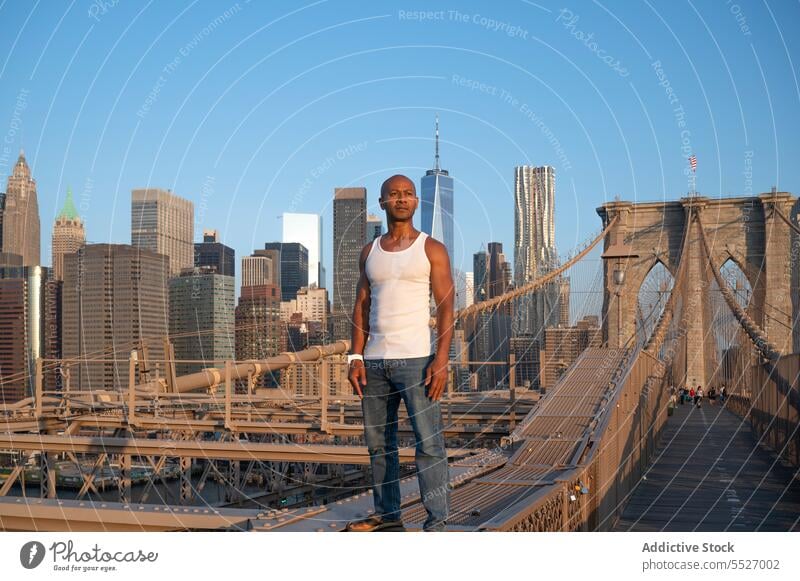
[613,402,800,531]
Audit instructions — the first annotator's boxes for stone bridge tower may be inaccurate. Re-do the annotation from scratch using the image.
[597,191,798,388]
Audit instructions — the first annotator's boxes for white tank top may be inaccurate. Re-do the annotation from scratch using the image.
[364,231,432,359]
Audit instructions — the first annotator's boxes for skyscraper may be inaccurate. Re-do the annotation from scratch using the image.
[464,271,474,309]
[52,187,85,281]
[332,187,366,339]
[0,193,6,250]
[235,284,281,390]
[0,260,60,401]
[420,116,455,264]
[282,213,325,288]
[468,244,513,389]
[63,244,169,390]
[473,249,488,304]
[454,268,467,310]
[514,165,558,336]
[242,254,274,288]
[488,242,512,388]
[366,214,383,242]
[558,276,571,327]
[243,251,279,288]
[450,328,470,392]
[514,165,556,281]
[2,151,40,266]
[194,229,234,277]
[131,188,194,275]
[263,242,309,302]
[0,276,28,402]
[169,267,235,377]
[487,242,511,299]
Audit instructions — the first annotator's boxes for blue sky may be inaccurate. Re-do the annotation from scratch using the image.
[1,0,798,290]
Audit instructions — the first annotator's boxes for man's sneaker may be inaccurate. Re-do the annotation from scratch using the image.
[344,515,404,532]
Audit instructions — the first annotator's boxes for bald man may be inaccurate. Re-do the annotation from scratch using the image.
[346,174,454,532]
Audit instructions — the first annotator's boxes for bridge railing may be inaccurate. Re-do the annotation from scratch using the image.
[588,349,668,531]
[9,351,532,429]
[726,353,800,468]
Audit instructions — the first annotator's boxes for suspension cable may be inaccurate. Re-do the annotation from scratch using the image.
[774,205,800,236]
[456,215,619,322]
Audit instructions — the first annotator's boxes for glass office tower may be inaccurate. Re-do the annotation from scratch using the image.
[282,212,324,288]
[420,115,455,263]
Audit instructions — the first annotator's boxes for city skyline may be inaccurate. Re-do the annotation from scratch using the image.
[1,145,596,299]
[0,146,791,321]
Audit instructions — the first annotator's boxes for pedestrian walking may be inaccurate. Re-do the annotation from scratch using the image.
[696,386,703,408]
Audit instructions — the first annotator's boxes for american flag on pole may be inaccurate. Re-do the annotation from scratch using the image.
[689,154,697,173]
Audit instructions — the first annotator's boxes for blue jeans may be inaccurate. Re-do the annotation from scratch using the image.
[361,355,449,531]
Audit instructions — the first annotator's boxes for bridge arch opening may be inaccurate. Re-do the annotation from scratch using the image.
[718,258,752,310]
[710,258,754,390]
[636,260,674,348]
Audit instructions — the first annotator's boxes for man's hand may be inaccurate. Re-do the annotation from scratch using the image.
[348,361,366,398]
[424,356,449,401]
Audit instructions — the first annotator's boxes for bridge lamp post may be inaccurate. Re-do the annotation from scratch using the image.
[602,243,640,348]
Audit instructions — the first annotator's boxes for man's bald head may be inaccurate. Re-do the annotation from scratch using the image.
[380,174,416,200]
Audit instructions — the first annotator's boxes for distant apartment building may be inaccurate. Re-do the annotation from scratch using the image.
[540,316,601,389]
[235,284,281,390]
[510,334,541,390]
[281,353,349,398]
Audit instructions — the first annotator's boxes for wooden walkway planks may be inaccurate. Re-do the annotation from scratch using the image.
[614,401,800,531]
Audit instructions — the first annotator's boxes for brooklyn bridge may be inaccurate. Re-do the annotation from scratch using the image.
[1,191,798,532]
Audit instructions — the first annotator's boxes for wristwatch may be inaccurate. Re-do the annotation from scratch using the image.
[347,353,364,365]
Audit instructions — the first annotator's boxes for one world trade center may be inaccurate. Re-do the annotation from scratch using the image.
[420,115,455,264]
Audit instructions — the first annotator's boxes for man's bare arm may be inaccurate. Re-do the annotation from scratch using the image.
[350,243,372,355]
[425,237,455,400]
[348,244,373,398]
